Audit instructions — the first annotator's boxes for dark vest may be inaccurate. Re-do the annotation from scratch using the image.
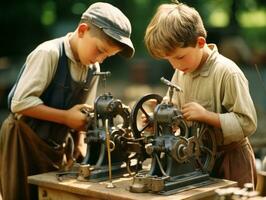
[8,39,96,145]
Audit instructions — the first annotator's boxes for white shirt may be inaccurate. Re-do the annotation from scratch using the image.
[11,33,100,113]
[171,44,257,145]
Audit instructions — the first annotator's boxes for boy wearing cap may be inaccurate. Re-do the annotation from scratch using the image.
[0,2,134,200]
[144,2,257,188]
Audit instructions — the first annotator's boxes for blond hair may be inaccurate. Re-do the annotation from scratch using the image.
[145,2,207,58]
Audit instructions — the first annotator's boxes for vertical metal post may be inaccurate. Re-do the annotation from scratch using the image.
[105,119,115,188]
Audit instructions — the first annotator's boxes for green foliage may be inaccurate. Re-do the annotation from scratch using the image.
[238,9,266,27]
[0,0,265,57]
[41,1,56,26]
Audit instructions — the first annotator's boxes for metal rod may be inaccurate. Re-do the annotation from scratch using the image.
[93,71,111,94]
[160,77,183,92]
[105,119,115,188]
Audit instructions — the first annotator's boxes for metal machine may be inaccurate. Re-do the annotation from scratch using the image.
[78,71,146,182]
[129,77,217,195]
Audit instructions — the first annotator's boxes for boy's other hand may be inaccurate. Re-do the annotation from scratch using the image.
[65,104,93,131]
[140,112,154,132]
[139,99,158,132]
[181,102,208,122]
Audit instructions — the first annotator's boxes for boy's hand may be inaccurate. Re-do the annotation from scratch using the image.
[139,99,158,132]
[182,102,221,128]
[64,104,93,131]
[181,102,208,122]
[140,112,154,132]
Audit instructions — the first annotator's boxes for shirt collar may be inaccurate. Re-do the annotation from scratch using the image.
[64,33,77,63]
[63,33,93,69]
[190,44,218,78]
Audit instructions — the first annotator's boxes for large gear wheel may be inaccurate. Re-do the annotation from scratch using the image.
[130,94,163,138]
[192,122,216,173]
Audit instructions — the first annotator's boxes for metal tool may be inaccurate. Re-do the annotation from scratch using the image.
[215,183,260,200]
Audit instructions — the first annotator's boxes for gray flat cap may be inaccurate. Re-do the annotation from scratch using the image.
[81,2,135,58]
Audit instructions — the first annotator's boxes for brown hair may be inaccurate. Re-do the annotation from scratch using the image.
[79,19,124,49]
[145,2,207,58]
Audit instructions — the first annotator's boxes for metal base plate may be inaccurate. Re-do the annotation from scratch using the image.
[159,171,216,195]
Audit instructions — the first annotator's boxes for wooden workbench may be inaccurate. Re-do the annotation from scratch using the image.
[28,172,237,200]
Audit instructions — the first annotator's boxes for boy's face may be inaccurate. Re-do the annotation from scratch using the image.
[163,37,205,73]
[77,24,122,65]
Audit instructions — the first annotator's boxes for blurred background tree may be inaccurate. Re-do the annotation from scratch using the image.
[0,0,266,159]
[0,0,265,58]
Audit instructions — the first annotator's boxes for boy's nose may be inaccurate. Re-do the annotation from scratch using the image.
[169,59,178,66]
[169,61,180,69]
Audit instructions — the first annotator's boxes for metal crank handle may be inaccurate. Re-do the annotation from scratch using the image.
[93,71,111,77]
[160,77,183,92]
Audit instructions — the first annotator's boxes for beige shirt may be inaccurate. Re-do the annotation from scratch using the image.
[11,33,100,113]
[171,44,257,145]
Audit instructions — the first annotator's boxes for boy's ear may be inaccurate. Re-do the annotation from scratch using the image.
[197,36,206,48]
[77,23,89,37]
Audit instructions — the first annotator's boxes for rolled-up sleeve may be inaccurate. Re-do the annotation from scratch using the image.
[11,49,58,113]
[220,72,257,144]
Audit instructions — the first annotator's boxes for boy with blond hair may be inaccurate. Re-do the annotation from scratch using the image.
[145,2,257,188]
[0,2,134,200]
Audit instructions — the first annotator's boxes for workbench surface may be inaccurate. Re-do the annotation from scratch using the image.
[28,172,237,200]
